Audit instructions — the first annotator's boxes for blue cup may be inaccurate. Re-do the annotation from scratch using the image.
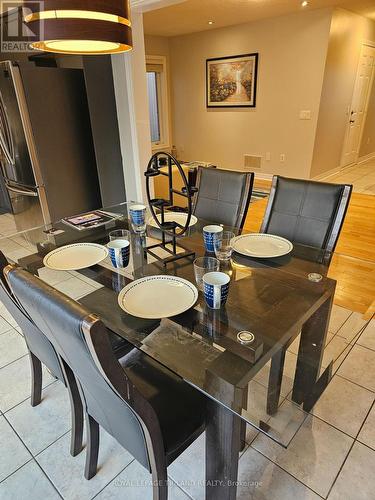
[108,239,130,269]
[203,225,223,252]
[129,204,147,233]
[203,271,230,309]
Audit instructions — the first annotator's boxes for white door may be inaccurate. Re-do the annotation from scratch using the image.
[341,45,375,168]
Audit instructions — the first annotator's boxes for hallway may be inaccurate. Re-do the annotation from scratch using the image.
[324,158,375,195]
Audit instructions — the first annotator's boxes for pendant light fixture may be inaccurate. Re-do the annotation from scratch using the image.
[23,1,132,55]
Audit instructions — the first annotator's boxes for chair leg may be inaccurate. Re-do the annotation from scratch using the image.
[62,363,84,457]
[151,460,168,500]
[29,351,42,407]
[267,347,286,415]
[240,387,248,451]
[84,413,100,480]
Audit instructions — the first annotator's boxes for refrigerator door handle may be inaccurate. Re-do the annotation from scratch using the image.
[0,128,14,165]
[6,183,38,197]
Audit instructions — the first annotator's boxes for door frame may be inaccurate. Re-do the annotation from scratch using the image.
[340,41,375,169]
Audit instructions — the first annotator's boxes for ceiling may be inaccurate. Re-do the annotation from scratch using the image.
[143,0,375,37]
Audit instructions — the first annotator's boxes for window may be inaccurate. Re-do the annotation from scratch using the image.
[147,72,160,143]
[146,55,170,150]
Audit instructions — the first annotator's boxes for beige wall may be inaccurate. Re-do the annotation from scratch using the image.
[359,76,375,158]
[165,9,332,178]
[145,34,170,56]
[311,9,375,178]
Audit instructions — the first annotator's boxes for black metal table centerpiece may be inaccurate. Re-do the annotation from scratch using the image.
[144,152,197,266]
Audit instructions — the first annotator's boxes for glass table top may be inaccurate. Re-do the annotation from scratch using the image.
[0,202,345,447]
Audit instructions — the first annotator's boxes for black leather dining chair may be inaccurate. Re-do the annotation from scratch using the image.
[260,176,352,264]
[192,166,254,229]
[0,252,83,456]
[7,265,207,500]
[260,176,352,415]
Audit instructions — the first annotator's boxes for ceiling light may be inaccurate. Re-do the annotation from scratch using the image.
[301,1,309,7]
[208,20,214,25]
[24,1,132,55]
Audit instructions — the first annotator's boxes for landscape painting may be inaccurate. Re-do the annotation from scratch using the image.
[206,53,259,108]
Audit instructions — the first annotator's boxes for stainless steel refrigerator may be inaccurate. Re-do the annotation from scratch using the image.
[0,60,101,232]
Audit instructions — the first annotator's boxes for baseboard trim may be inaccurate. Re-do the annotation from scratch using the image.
[357,152,375,165]
[312,167,342,181]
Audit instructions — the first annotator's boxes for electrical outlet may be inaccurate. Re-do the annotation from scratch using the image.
[244,154,262,170]
[265,152,271,161]
[299,110,311,120]
[280,154,286,162]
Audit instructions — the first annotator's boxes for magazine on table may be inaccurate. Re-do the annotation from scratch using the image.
[62,210,122,231]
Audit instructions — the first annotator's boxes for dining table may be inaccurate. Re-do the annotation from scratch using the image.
[1,202,338,500]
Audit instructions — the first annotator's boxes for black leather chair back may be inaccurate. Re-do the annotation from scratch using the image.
[193,167,254,229]
[7,266,152,470]
[260,176,352,254]
[0,253,63,381]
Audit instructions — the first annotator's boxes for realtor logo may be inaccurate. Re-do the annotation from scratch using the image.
[1,1,43,53]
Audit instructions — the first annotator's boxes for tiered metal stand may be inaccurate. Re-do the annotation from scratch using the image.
[144,152,197,266]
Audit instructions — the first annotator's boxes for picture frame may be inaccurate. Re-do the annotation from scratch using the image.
[206,53,259,108]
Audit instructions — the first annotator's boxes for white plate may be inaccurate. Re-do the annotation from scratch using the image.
[148,212,198,229]
[43,243,108,271]
[231,233,293,258]
[118,275,198,319]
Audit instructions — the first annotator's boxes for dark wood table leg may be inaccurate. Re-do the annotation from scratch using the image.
[206,400,242,500]
[292,294,334,407]
[267,346,286,415]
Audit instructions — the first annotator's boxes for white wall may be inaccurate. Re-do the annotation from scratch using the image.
[311,9,375,177]
[112,11,152,202]
[166,8,332,178]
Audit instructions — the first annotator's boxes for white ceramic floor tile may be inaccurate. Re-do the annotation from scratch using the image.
[252,415,353,497]
[36,429,134,500]
[54,277,96,300]
[96,460,190,500]
[0,415,31,482]
[38,267,72,286]
[0,302,18,327]
[10,235,38,252]
[312,375,374,437]
[322,336,349,368]
[0,329,28,368]
[262,399,307,446]
[168,433,205,499]
[357,319,375,351]
[328,442,375,500]
[6,381,71,455]
[0,355,56,412]
[0,460,60,500]
[328,306,352,334]
[0,237,25,255]
[336,313,369,343]
[358,403,375,450]
[73,273,105,290]
[338,345,375,392]
[237,446,320,500]
[0,315,15,335]
[4,246,34,263]
[253,351,297,398]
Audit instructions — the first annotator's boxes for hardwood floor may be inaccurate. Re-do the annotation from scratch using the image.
[154,168,374,316]
[244,188,375,317]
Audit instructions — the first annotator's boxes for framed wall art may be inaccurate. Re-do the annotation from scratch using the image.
[206,53,259,108]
